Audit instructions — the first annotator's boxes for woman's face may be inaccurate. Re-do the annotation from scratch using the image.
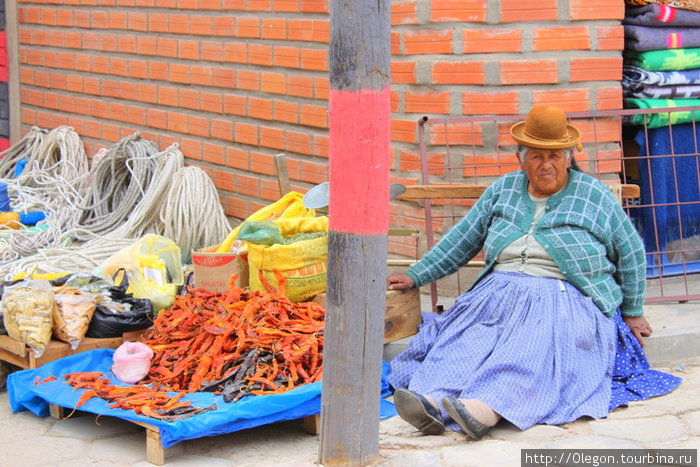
[520,148,571,198]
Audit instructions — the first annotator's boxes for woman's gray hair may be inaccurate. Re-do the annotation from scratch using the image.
[516,145,580,171]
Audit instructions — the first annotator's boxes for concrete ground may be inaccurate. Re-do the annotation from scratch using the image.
[1,300,698,466]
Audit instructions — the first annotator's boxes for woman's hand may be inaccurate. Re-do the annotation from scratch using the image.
[387,272,415,291]
[623,315,653,347]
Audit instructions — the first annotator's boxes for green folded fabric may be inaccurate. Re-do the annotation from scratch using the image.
[626,48,700,71]
[624,98,700,127]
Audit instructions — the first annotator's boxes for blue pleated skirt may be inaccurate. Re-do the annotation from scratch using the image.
[388,271,681,431]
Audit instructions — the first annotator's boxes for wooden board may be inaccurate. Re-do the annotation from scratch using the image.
[311,288,421,344]
[397,183,640,201]
[0,330,147,370]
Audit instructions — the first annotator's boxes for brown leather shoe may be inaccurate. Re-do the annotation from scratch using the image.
[394,388,445,435]
[441,397,492,440]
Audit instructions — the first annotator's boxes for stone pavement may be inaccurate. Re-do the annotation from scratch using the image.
[1,301,698,466]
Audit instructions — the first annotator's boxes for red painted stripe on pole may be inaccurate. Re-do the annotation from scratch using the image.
[328,87,390,236]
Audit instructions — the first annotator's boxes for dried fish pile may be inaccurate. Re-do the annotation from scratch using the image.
[139,273,325,402]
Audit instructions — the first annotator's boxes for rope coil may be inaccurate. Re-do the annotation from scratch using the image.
[0,129,235,279]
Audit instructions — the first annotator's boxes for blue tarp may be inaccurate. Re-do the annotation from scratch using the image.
[7,348,397,448]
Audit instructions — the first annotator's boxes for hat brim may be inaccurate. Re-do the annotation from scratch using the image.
[510,121,581,150]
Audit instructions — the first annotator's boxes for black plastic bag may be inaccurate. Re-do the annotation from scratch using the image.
[85,269,154,338]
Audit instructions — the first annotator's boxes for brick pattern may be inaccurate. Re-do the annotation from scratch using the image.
[17,2,331,210]
[15,0,625,257]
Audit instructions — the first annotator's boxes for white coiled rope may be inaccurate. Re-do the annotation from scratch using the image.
[26,126,89,187]
[161,165,232,261]
[0,127,47,179]
[114,143,185,239]
[0,127,90,260]
[0,130,236,279]
[72,132,160,240]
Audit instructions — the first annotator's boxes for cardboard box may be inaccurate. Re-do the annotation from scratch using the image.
[192,250,249,293]
[311,288,421,344]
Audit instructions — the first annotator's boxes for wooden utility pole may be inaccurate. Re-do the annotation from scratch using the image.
[320,0,391,465]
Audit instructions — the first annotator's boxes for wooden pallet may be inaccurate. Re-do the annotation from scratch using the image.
[0,329,145,370]
[48,403,320,465]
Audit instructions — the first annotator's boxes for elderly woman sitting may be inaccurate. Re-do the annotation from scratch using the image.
[386,105,681,439]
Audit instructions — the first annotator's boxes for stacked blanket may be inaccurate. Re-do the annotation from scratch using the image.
[623,3,700,122]
[625,26,700,52]
[623,2,700,274]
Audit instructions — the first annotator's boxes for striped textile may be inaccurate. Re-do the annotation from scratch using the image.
[624,97,700,127]
[626,48,700,71]
[624,25,700,51]
[624,0,700,12]
[624,4,700,27]
[623,83,700,98]
[623,65,700,87]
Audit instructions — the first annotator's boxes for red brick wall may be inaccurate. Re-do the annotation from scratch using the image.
[13,0,625,256]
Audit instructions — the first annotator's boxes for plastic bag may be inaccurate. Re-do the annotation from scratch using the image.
[93,234,183,312]
[86,271,154,338]
[2,280,54,358]
[62,273,113,294]
[11,271,71,282]
[247,216,328,302]
[52,287,96,350]
[111,341,154,384]
[238,221,285,245]
[217,192,315,253]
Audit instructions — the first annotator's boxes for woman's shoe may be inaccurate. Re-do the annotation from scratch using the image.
[394,388,445,435]
[441,397,492,440]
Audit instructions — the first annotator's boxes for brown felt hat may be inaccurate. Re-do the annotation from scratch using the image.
[510,105,582,150]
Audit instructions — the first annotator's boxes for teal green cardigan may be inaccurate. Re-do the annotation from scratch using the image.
[406,170,647,317]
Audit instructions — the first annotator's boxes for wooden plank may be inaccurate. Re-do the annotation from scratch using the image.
[303,414,320,435]
[275,153,290,196]
[395,183,640,200]
[383,288,421,344]
[145,428,165,466]
[312,288,420,344]
[0,335,28,358]
[131,420,166,466]
[620,184,640,199]
[386,259,416,267]
[49,404,65,420]
[0,346,29,369]
[122,329,149,342]
[397,184,488,200]
[0,333,136,370]
[397,183,639,201]
[35,336,123,368]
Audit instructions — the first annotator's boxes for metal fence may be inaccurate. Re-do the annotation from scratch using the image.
[410,106,700,307]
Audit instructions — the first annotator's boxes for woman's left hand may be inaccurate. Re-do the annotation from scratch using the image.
[623,315,653,347]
